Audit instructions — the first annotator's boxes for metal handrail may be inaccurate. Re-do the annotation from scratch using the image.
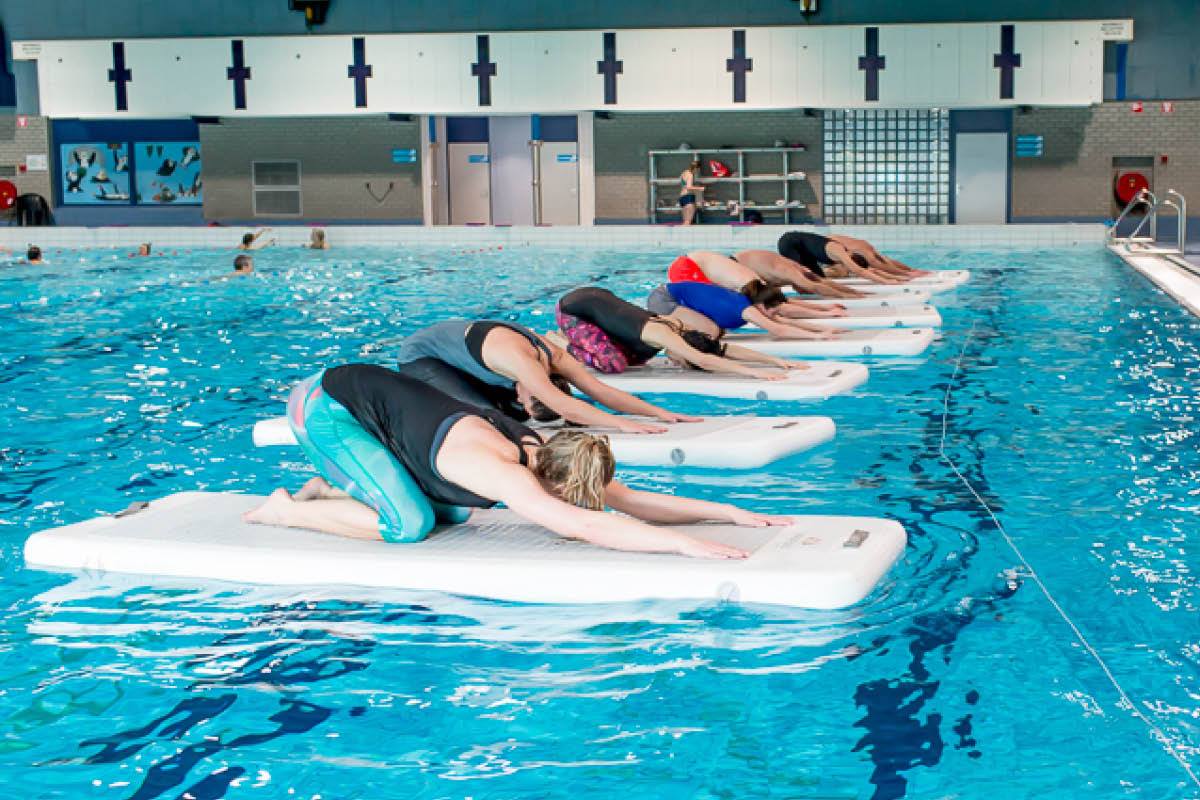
[1159,196,1183,255]
[1109,188,1157,243]
[1166,190,1187,254]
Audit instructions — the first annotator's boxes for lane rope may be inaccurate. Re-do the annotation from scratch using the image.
[939,321,1199,788]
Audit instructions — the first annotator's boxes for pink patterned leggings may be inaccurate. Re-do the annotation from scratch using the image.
[556,304,633,374]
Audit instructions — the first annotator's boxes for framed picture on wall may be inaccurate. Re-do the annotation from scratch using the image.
[134,141,202,205]
[59,142,131,205]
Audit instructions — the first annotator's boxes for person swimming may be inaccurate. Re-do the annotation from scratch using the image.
[396,320,697,435]
[554,286,800,377]
[26,246,44,265]
[304,229,329,250]
[232,254,254,274]
[238,228,274,250]
[244,364,788,555]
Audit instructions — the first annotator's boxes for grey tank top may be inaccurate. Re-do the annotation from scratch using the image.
[396,320,550,389]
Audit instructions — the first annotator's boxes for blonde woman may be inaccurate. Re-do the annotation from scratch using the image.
[305,228,329,250]
[679,159,705,225]
[245,364,786,556]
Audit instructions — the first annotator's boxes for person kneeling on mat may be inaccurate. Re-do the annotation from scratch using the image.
[395,355,573,423]
[777,231,930,285]
[554,286,801,378]
[397,319,697,436]
[244,364,789,557]
[648,279,844,341]
[668,251,854,321]
[732,249,868,300]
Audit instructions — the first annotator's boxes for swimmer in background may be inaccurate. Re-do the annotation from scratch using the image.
[245,364,788,556]
[231,254,254,275]
[26,246,45,265]
[303,229,329,250]
[131,243,152,258]
[397,320,699,435]
[238,228,275,250]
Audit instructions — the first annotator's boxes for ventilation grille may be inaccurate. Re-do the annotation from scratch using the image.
[251,160,301,216]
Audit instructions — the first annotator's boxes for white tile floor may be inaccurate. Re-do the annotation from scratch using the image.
[0,223,1108,251]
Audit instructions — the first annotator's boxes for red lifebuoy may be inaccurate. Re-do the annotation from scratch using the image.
[0,180,17,210]
[1114,172,1149,206]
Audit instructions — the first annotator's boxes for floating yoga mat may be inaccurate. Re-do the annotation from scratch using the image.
[595,360,868,400]
[253,415,837,469]
[726,327,935,358]
[24,492,907,609]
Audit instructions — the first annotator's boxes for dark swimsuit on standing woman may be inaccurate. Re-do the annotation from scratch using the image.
[679,172,696,207]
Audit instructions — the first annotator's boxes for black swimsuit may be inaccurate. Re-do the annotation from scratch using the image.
[559,286,662,363]
[321,364,541,508]
[777,231,832,276]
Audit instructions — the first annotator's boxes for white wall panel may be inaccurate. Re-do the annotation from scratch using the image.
[18,19,1122,118]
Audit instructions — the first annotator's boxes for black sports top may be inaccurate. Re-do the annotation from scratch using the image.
[777,231,832,275]
[559,286,662,363]
[321,364,541,508]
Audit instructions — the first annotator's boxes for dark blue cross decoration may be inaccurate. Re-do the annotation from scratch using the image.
[226,40,252,110]
[726,30,752,104]
[994,24,1021,100]
[858,27,885,103]
[597,32,622,105]
[348,36,372,108]
[107,42,132,112]
[471,35,496,107]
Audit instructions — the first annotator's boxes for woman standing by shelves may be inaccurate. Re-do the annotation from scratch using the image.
[679,159,705,225]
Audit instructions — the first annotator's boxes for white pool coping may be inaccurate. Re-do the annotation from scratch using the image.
[1107,242,1200,318]
[0,223,1106,251]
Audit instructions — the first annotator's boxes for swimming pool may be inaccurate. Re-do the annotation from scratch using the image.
[1,243,1197,798]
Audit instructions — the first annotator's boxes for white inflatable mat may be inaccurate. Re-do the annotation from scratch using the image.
[24,492,906,609]
[727,328,934,358]
[252,415,836,469]
[760,305,942,329]
[823,292,933,308]
[837,269,969,289]
[597,360,868,400]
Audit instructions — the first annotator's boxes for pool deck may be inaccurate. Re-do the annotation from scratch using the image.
[0,223,1105,251]
[1107,242,1200,318]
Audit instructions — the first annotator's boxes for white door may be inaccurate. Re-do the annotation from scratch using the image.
[489,116,534,226]
[538,142,580,226]
[954,132,1008,224]
[448,142,491,225]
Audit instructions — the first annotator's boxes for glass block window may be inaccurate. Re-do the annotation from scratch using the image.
[822,109,950,225]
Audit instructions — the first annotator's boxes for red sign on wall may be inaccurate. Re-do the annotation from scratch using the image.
[1161,101,1175,113]
[15,116,27,128]
[1130,102,1143,113]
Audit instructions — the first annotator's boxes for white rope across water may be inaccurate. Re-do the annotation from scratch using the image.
[939,321,1200,789]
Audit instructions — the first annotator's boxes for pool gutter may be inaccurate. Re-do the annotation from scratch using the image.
[1107,242,1200,318]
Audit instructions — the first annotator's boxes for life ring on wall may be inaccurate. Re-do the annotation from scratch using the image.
[1114,171,1149,206]
[0,180,17,210]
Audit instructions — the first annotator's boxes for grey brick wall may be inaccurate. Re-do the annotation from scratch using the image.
[0,113,52,200]
[1012,100,1200,219]
[199,116,422,222]
[593,111,823,223]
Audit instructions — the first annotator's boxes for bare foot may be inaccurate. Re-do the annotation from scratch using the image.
[295,476,332,501]
[243,488,295,526]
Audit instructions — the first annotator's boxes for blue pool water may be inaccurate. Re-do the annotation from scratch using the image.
[1,244,1198,798]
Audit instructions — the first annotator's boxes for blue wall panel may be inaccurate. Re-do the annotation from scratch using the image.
[0,1,1195,100]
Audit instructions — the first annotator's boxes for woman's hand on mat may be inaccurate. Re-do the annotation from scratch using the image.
[753,369,789,381]
[675,536,748,560]
[654,410,703,424]
[616,418,669,435]
[725,507,794,527]
[773,357,807,370]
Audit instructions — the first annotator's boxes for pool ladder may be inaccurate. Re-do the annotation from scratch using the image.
[1109,188,1188,255]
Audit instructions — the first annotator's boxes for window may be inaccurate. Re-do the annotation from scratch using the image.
[252,160,301,216]
[823,110,950,225]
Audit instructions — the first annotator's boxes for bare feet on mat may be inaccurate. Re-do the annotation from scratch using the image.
[294,476,348,501]
[243,488,294,525]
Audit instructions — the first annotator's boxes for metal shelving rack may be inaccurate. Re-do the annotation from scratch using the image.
[648,146,808,224]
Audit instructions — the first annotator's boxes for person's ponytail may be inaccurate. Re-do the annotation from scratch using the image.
[532,431,615,511]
